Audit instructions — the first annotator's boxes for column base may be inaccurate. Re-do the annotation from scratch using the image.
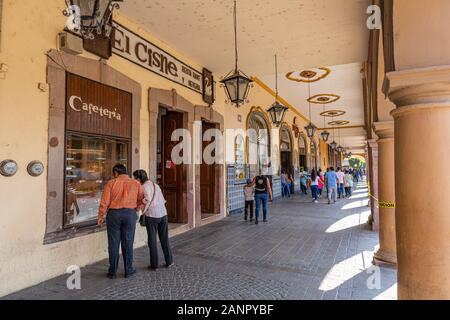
[373,249,397,268]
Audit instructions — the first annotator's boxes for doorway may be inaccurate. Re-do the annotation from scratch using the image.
[160,109,187,224]
[201,121,219,218]
[280,125,293,174]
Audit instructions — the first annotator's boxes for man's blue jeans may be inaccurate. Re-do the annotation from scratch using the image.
[255,193,269,221]
[106,209,137,276]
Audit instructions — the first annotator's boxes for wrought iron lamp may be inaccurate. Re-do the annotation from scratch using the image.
[267,55,288,127]
[304,82,317,138]
[63,0,122,39]
[220,0,253,107]
[320,105,330,141]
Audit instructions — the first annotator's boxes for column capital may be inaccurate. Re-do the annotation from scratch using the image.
[373,121,394,140]
[385,66,450,116]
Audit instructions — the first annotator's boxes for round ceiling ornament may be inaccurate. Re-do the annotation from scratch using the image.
[320,110,346,117]
[286,67,331,83]
[328,120,350,126]
[307,94,341,104]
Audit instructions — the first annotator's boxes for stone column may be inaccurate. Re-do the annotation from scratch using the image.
[367,139,379,231]
[386,66,450,299]
[372,121,396,266]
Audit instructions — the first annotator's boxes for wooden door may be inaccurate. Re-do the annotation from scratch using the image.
[200,122,216,214]
[161,111,185,223]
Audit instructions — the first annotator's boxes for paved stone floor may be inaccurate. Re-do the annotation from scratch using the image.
[4,180,397,300]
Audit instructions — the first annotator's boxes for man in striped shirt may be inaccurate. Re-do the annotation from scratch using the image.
[98,164,144,279]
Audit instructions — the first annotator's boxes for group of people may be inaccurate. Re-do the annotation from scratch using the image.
[241,166,361,224]
[313,167,356,204]
[97,164,174,279]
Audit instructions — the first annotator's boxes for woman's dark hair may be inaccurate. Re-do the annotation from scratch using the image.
[113,164,127,175]
[311,169,317,181]
[133,169,149,184]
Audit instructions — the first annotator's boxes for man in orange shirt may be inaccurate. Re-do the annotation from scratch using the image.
[98,164,144,279]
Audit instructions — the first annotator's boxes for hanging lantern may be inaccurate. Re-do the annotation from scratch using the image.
[220,0,252,107]
[337,145,344,153]
[267,101,288,127]
[321,130,330,142]
[63,0,122,39]
[348,152,353,158]
[266,54,288,127]
[330,141,337,150]
[305,122,317,138]
[220,70,253,107]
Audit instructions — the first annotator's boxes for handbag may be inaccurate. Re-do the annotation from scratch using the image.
[139,181,156,227]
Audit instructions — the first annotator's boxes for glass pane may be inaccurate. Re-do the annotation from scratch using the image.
[225,78,238,102]
[77,0,97,17]
[65,133,129,226]
[238,78,249,101]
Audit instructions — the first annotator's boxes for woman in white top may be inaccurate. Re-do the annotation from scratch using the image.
[133,170,173,270]
[308,169,320,203]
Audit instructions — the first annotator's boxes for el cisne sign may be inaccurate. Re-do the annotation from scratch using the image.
[112,21,214,103]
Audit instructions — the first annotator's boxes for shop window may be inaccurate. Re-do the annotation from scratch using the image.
[65,133,129,227]
[234,134,245,181]
[247,111,271,177]
[63,73,132,228]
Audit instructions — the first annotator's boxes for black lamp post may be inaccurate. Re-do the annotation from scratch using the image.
[220,0,253,107]
[63,0,122,39]
[267,54,288,127]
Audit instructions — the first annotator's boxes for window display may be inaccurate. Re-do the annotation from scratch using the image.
[64,133,129,226]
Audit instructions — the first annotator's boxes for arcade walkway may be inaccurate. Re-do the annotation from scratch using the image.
[4,181,397,300]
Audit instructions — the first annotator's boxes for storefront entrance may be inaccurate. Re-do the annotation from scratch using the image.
[201,121,219,217]
[160,109,187,224]
[280,124,293,174]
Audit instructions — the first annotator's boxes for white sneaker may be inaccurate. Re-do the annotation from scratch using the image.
[314,200,318,203]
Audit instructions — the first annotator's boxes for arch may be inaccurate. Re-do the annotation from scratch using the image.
[246,107,272,176]
[279,122,294,175]
[298,133,308,172]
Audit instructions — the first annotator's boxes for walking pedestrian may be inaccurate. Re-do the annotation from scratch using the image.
[253,172,273,224]
[318,169,325,197]
[336,167,346,199]
[133,170,174,271]
[98,164,144,279]
[309,169,319,203]
[243,178,255,221]
[280,170,290,198]
[325,167,339,205]
[345,170,354,197]
[300,172,308,195]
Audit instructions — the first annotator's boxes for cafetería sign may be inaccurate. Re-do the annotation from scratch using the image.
[112,21,207,96]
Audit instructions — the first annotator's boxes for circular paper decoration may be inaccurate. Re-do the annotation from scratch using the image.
[328,120,350,126]
[307,94,341,104]
[320,110,346,117]
[286,67,331,83]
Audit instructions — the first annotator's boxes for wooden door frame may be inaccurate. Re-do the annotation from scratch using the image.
[148,88,224,228]
[200,120,221,215]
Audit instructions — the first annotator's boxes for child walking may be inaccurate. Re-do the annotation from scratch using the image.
[243,178,255,221]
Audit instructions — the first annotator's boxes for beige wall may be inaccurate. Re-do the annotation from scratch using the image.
[393,0,450,71]
[0,0,326,296]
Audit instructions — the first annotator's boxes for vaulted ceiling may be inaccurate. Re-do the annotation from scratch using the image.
[120,0,371,154]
